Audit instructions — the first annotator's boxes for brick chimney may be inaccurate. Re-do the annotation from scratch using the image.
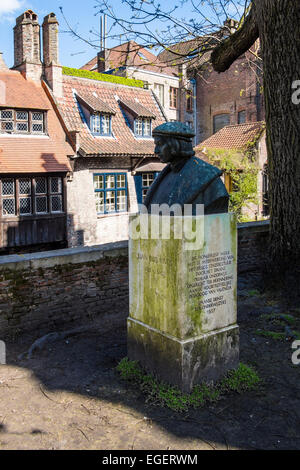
[13,10,42,82]
[97,50,110,73]
[42,13,63,98]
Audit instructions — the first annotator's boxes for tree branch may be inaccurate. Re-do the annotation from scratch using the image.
[211,2,259,72]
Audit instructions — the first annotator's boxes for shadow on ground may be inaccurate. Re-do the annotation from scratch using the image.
[1,272,300,450]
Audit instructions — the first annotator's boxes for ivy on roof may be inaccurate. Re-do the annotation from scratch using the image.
[62,66,144,88]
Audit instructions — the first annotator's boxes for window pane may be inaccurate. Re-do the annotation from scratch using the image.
[32,112,43,121]
[19,178,31,195]
[32,123,43,133]
[95,192,104,213]
[3,199,15,216]
[20,197,31,215]
[105,191,115,212]
[1,121,13,131]
[117,190,126,211]
[117,174,126,188]
[94,175,104,190]
[0,110,13,120]
[135,118,143,135]
[16,111,28,121]
[102,115,110,134]
[51,195,62,212]
[238,110,246,124]
[36,196,47,213]
[154,83,164,106]
[50,177,62,194]
[142,188,148,202]
[106,175,115,189]
[16,122,28,132]
[92,114,100,133]
[35,177,47,194]
[213,114,230,134]
[144,119,151,136]
[2,179,14,196]
[142,173,154,187]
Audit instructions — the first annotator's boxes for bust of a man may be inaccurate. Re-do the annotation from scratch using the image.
[144,122,229,214]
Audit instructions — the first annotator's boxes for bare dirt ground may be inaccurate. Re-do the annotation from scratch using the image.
[1,272,300,450]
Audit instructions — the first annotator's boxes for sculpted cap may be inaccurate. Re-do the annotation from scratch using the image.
[152,122,195,141]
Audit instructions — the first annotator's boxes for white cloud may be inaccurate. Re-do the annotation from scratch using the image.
[0,0,25,15]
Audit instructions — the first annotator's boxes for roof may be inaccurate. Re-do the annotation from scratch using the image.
[158,37,213,69]
[119,98,156,119]
[196,122,265,150]
[0,70,51,110]
[135,161,166,172]
[76,92,116,115]
[81,41,178,77]
[0,70,72,174]
[57,75,165,157]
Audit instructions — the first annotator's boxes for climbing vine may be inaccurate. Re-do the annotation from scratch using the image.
[203,148,259,222]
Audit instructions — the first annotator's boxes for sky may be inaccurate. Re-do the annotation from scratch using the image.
[0,0,243,70]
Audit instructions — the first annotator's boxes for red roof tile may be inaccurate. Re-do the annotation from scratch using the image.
[57,75,165,157]
[119,98,156,119]
[81,41,178,77]
[196,122,265,150]
[76,92,116,114]
[0,70,50,110]
[0,70,72,174]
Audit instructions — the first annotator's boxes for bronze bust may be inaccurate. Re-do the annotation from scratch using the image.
[144,122,229,214]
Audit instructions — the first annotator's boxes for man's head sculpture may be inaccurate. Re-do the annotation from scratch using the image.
[144,121,229,215]
[152,122,195,165]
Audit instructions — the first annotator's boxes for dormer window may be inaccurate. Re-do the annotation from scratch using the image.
[75,93,115,138]
[91,113,111,136]
[119,98,155,138]
[0,109,45,134]
[134,117,152,137]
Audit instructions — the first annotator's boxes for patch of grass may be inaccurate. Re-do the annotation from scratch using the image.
[247,289,260,297]
[255,328,300,341]
[116,358,260,412]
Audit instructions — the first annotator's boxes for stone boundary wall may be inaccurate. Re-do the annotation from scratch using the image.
[0,221,269,338]
[0,242,129,339]
[237,220,269,273]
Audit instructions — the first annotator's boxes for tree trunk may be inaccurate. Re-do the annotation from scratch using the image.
[212,0,300,270]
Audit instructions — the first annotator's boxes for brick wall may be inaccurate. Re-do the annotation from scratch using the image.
[195,54,264,144]
[0,242,128,339]
[0,221,269,339]
[238,220,269,273]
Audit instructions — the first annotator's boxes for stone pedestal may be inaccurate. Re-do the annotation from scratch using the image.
[128,213,239,393]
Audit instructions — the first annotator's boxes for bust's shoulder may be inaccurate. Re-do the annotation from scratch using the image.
[182,156,223,178]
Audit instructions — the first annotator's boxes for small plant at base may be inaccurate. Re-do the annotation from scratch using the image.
[116,358,260,412]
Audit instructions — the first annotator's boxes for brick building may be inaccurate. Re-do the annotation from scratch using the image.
[0,9,165,251]
[0,11,74,253]
[81,41,196,127]
[195,121,268,219]
[158,36,264,145]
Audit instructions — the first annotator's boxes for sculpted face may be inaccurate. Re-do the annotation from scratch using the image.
[154,136,177,163]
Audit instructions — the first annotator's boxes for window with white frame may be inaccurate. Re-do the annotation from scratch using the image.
[90,113,111,136]
[142,173,155,201]
[0,176,64,217]
[154,83,164,106]
[134,117,152,137]
[0,109,45,134]
[94,173,127,214]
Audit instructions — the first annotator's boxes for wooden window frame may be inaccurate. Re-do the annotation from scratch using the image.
[0,109,46,135]
[0,175,64,219]
[90,113,112,136]
[169,87,178,109]
[93,172,128,214]
[134,118,152,138]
